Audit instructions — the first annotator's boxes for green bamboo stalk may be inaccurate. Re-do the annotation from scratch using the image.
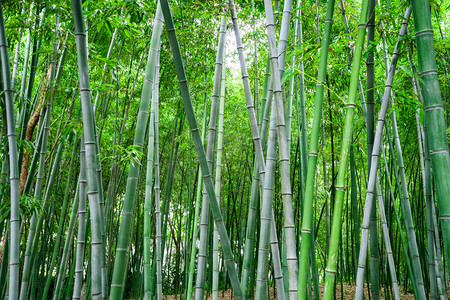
[354,7,426,299]
[109,3,163,298]
[366,1,380,298]
[42,132,78,299]
[154,52,163,300]
[296,0,336,297]
[159,0,243,297]
[407,48,442,299]
[212,53,226,300]
[143,6,163,299]
[0,2,20,298]
[255,99,280,300]
[382,126,419,298]
[321,0,370,297]
[54,186,79,300]
[262,2,299,298]
[73,135,87,300]
[410,0,450,276]
[338,0,368,113]
[186,97,208,300]
[229,1,285,297]
[195,12,227,299]
[71,0,105,297]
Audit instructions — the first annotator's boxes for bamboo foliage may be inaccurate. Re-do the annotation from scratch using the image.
[0,1,448,299]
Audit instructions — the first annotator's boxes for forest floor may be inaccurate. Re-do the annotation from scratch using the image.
[164,283,416,299]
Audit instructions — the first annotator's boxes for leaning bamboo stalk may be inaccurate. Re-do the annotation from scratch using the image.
[159,0,244,297]
[53,183,79,300]
[186,100,208,300]
[19,111,52,300]
[390,101,426,297]
[375,180,400,300]
[240,60,272,299]
[93,28,118,112]
[255,99,283,300]
[262,2,298,298]
[353,7,427,299]
[23,135,65,299]
[109,3,163,298]
[42,132,78,300]
[0,3,21,299]
[11,2,25,89]
[410,0,450,275]
[416,111,438,300]
[382,126,419,298]
[228,2,284,296]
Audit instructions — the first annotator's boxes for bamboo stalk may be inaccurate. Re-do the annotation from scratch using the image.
[159,1,244,297]
[411,0,450,277]
[0,3,21,298]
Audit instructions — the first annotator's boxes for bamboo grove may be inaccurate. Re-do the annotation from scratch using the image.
[0,0,449,299]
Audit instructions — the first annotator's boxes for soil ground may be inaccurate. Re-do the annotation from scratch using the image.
[164,283,416,299]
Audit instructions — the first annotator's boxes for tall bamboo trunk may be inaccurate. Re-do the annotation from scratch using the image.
[0,3,21,299]
[71,0,105,297]
[411,0,450,276]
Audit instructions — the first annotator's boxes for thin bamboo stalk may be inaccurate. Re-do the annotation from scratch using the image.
[354,7,426,299]
[73,135,87,300]
[154,52,163,300]
[255,99,281,300]
[212,53,226,300]
[186,98,208,300]
[194,12,227,300]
